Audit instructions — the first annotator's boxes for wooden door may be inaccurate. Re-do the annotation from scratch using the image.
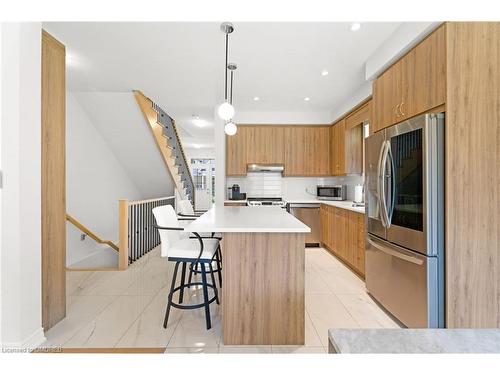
[403,24,446,119]
[246,126,285,164]
[226,126,248,176]
[41,30,66,330]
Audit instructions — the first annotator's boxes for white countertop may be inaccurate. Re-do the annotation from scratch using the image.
[184,205,311,233]
[328,329,500,353]
[286,199,365,214]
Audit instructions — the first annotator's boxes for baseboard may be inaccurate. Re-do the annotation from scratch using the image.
[1,327,46,351]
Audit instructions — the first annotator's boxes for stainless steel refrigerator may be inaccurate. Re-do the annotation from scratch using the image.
[364,112,445,328]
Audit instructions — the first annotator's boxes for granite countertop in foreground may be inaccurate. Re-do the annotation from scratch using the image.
[328,329,500,354]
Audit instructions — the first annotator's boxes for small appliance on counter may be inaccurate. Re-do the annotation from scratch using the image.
[353,184,365,207]
[228,184,246,200]
[316,185,347,201]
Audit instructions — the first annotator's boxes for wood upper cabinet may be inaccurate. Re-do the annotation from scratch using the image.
[227,125,330,176]
[284,126,330,176]
[246,126,285,165]
[344,100,370,174]
[330,120,346,176]
[226,126,248,176]
[372,24,446,132]
[372,59,403,132]
[403,25,446,118]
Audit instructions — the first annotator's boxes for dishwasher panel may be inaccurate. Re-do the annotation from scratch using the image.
[287,204,321,246]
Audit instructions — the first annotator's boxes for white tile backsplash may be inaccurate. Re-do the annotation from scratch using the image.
[227,174,364,201]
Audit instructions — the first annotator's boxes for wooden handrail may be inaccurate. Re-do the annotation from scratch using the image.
[66,214,119,252]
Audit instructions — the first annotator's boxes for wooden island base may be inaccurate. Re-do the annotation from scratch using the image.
[221,232,305,345]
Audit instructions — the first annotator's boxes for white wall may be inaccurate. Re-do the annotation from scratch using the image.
[0,22,45,348]
[234,110,331,124]
[329,81,372,123]
[72,92,175,199]
[66,93,144,266]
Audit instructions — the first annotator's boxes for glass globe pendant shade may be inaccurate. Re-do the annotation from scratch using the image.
[217,101,235,121]
[224,121,237,136]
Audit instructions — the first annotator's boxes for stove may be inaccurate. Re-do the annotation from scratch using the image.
[247,197,286,208]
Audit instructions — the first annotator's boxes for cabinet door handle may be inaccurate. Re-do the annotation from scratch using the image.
[400,102,405,117]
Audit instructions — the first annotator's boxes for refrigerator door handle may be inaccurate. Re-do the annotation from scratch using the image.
[378,141,390,228]
[387,141,396,225]
[367,236,424,266]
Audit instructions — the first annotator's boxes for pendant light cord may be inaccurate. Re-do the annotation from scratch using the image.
[230,70,234,105]
[224,32,229,101]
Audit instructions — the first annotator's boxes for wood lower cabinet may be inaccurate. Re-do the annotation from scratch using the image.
[320,204,365,277]
[372,24,446,132]
[349,211,365,275]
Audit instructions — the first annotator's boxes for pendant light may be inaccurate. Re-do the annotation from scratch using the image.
[218,22,235,122]
[224,62,238,135]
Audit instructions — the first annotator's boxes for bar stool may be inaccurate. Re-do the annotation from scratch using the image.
[177,200,223,288]
[153,204,220,330]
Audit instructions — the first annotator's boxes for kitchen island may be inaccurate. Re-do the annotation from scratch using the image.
[184,205,310,345]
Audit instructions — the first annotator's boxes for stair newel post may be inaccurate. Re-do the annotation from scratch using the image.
[119,199,129,270]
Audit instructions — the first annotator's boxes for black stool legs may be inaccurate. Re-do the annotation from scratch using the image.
[187,246,223,288]
[163,259,219,330]
[163,261,180,329]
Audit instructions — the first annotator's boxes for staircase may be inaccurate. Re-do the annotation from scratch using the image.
[134,90,195,207]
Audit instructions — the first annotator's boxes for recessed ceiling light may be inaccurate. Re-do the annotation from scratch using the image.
[350,23,361,32]
[192,115,207,128]
[253,96,260,101]
[192,144,202,149]
[304,97,310,101]
[321,70,329,76]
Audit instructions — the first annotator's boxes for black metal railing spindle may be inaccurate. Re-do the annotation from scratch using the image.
[125,196,175,265]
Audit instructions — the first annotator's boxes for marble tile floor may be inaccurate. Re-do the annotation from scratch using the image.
[41,246,400,353]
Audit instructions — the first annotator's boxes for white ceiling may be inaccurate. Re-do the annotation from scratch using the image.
[43,22,401,148]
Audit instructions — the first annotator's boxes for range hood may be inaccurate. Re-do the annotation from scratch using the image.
[247,164,284,173]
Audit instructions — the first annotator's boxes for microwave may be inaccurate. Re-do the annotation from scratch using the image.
[316,185,347,201]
